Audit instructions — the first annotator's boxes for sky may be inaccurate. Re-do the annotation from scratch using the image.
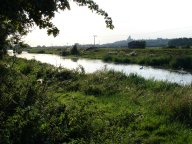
[24,0,192,46]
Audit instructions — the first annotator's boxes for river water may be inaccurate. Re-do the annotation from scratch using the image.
[8,50,192,85]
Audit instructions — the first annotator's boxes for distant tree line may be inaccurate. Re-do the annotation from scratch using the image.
[146,38,169,47]
[128,41,146,49]
[100,38,169,48]
[168,38,192,48]
[32,38,192,49]
[60,44,79,56]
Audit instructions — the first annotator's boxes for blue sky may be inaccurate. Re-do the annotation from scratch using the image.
[24,0,192,46]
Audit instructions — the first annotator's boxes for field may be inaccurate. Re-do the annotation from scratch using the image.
[1,56,192,143]
[27,47,192,71]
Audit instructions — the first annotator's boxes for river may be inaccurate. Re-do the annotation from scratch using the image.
[8,50,192,85]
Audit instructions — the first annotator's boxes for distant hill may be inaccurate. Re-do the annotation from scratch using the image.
[100,38,170,48]
[101,40,128,48]
[32,37,192,49]
[146,38,169,47]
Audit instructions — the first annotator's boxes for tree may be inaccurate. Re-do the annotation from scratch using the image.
[0,0,114,58]
[168,38,192,48]
[71,44,79,55]
[128,41,146,49]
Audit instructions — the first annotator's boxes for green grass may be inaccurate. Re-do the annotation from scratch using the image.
[1,56,192,143]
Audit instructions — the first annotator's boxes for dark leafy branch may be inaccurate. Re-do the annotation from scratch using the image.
[0,0,114,58]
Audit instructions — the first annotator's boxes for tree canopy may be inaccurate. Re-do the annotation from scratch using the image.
[128,41,146,49]
[168,38,192,48]
[0,0,114,56]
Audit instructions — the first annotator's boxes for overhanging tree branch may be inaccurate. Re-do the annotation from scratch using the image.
[0,0,114,44]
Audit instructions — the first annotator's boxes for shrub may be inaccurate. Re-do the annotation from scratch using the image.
[84,85,103,96]
[138,56,170,67]
[60,49,69,56]
[55,69,79,81]
[114,57,123,63]
[123,57,130,63]
[37,50,45,54]
[21,64,33,75]
[103,55,113,62]
[114,57,130,64]
[71,44,79,55]
[170,56,192,69]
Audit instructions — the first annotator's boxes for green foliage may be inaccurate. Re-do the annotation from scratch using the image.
[138,56,171,67]
[36,50,45,54]
[128,40,146,49]
[0,0,114,58]
[71,44,79,55]
[60,49,69,56]
[102,48,192,70]
[103,55,131,64]
[170,56,192,69]
[103,54,113,62]
[168,38,192,47]
[114,57,130,63]
[1,57,192,143]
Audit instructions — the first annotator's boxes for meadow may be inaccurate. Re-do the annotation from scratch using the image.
[1,56,192,143]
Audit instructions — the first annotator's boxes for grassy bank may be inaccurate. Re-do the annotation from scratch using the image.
[27,47,192,71]
[1,56,192,143]
[101,49,192,70]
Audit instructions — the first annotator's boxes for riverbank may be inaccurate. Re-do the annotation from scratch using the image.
[27,47,192,71]
[7,50,192,85]
[1,56,192,143]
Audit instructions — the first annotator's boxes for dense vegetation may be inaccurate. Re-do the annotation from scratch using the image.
[128,41,146,49]
[101,49,192,70]
[2,1,192,143]
[168,38,192,48]
[1,56,192,143]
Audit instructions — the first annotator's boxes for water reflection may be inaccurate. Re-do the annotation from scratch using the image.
[71,57,79,62]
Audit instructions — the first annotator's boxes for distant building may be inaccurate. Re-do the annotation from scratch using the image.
[127,35,133,43]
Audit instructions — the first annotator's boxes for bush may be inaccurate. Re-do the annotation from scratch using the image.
[21,64,33,75]
[55,69,77,81]
[84,85,103,96]
[114,57,130,64]
[37,50,45,54]
[170,57,192,69]
[138,56,170,67]
[60,49,69,56]
[103,55,113,62]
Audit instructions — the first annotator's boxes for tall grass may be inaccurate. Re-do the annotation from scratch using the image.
[1,56,192,143]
